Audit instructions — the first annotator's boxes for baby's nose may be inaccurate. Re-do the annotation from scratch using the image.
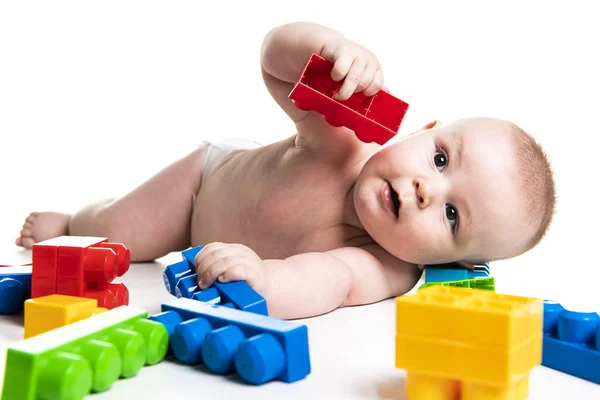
[413,177,442,209]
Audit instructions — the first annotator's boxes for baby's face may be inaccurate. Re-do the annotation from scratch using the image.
[354,118,535,265]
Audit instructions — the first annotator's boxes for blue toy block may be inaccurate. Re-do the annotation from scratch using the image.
[213,281,268,316]
[175,274,199,299]
[163,245,203,295]
[0,266,32,314]
[424,262,490,283]
[181,245,204,269]
[163,260,194,296]
[541,300,600,384]
[149,298,310,385]
[163,246,268,315]
[192,287,219,303]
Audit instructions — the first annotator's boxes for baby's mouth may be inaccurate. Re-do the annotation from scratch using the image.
[390,183,400,218]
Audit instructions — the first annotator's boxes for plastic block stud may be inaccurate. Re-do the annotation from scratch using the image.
[289,53,409,145]
[0,265,32,314]
[541,300,600,384]
[1,306,168,400]
[149,298,310,384]
[31,236,130,309]
[24,294,107,338]
[395,285,543,399]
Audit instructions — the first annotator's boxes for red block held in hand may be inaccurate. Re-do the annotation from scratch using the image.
[289,53,409,145]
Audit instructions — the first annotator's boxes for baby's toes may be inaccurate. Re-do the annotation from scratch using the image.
[16,236,35,248]
[20,226,32,237]
[25,213,37,224]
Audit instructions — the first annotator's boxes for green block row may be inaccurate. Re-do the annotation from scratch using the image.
[2,306,168,400]
[418,276,495,291]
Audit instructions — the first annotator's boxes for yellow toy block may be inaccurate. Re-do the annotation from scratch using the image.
[395,285,543,400]
[24,294,107,338]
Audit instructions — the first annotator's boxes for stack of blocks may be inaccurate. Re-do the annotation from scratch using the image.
[420,262,495,291]
[155,246,311,384]
[395,285,543,400]
[0,264,32,314]
[32,236,130,309]
[2,305,168,400]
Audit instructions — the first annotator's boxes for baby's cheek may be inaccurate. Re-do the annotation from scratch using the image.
[398,221,441,263]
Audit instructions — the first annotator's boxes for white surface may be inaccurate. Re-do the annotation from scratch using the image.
[1,250,599,399]
[1,0,599,398]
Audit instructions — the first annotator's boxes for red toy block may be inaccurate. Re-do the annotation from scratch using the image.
[86,283,129,309]
[289,53,409,145]
[31,241,59,298]
[32,236,130,309]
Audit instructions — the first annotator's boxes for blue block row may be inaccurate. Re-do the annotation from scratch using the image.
[0,266,32,314]
[149,298,310,385]
[424,262,490,283]
[541,300,600,384]
[163,246,268,315]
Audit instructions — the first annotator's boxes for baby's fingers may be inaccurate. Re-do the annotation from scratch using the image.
[198,256,245,289]
[363,68,384,97]
[334,58,367,101]
[217,265,257,288]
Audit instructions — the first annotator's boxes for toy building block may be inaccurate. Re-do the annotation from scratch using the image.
[395,285,543,400]
[32,236,130,309]
[1,305,168,400]
[541,300,600,384]
[163,245,268,315]
[418,276,495,291]
[149,298,310,385]
[288,53,409,145]
[0,265,32,314]
[424,262,490,284]
[24,294,107,338]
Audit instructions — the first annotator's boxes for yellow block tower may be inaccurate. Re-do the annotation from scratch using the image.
[395,285,543,400]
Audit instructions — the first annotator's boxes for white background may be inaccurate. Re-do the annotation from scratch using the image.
[1,1,599,399]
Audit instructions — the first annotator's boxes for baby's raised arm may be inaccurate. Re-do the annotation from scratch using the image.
[261,21,344,123]
[261,21,385,149]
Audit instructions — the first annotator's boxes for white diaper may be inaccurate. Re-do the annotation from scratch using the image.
[200,138,262,185]
[192,138,262,207]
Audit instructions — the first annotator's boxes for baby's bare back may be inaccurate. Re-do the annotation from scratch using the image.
[191,136,374,259]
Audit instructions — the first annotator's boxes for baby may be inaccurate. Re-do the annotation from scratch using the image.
[15,21,556,319]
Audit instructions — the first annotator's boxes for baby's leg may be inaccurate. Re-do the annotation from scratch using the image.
[16,146,208,262]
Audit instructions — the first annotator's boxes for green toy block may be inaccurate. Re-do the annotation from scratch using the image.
[1,306,168,400]
[418,276,495,291]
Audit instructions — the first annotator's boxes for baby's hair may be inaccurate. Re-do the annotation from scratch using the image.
[512,125,557,251]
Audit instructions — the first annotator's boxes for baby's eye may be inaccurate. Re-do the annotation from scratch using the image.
[446,204,457,228]
[434,149,448,172]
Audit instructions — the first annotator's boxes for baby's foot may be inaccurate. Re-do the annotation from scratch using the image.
[15,211,71,248]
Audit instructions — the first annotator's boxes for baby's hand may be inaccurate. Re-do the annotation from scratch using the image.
[320,37,384,101]
[195,242,270,296]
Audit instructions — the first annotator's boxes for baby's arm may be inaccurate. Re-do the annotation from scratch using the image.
[195,242,422,319]
[261,21,344,123]
[263,246,422,319]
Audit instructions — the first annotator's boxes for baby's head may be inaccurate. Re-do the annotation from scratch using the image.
[354,117,556,266]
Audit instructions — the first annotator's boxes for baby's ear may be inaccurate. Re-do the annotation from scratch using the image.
[456,260,476,270]
[421,120,442,131]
